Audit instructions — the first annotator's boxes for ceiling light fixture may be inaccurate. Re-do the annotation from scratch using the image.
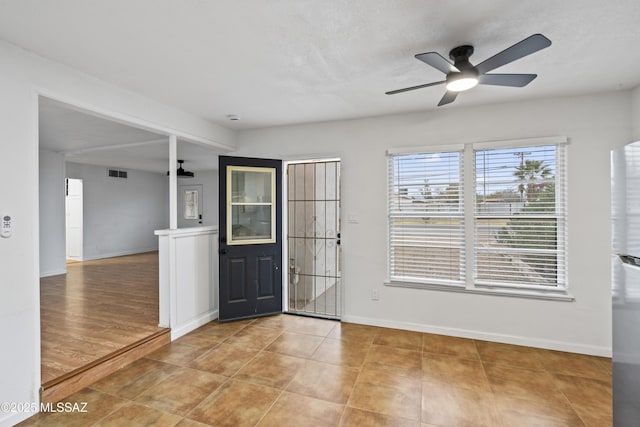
[445,72,479,92]
[167,159,195,178]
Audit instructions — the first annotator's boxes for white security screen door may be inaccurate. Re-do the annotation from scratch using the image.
[286,160,341,318]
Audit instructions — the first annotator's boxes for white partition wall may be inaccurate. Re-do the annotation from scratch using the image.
[155,226,219,339]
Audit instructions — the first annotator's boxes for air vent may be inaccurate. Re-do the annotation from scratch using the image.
[108,169,128,179]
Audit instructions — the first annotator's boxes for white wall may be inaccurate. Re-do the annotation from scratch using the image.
[65,162,168,260]
[236,91,632,356]
[177,170,218,228]
[0,40,235,427]
[632,85,640,141]
[38,148,66,277]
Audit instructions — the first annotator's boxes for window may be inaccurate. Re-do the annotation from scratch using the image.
[388,138,568,298]
[226,166,276,245]
[388,149,465,286]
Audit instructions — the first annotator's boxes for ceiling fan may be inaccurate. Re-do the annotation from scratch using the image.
[385,34,551,106]
[167,159,195,178]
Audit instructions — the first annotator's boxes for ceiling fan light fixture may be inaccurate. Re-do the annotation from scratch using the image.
[446,74,478,92]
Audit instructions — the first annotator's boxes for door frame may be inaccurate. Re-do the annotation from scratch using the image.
[282,157,343,317]
[31,89,232,416]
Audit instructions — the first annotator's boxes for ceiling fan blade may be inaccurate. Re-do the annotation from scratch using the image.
[385,80,445,95]
[415,52,459,74]
[438,91,458,106]
[475,34,551,75]
[478,73,537,87]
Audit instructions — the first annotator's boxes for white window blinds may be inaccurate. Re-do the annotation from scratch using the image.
[474,145,567,288]
[388,150,465,285]
[388,140,567,293]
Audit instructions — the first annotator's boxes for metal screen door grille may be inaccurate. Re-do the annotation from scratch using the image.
[287,161,341,318]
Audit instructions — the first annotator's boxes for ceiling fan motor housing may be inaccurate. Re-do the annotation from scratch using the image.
[449,45,474,62]
[447,45,479,83]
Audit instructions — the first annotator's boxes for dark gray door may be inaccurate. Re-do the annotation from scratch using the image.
[218,156,283,321]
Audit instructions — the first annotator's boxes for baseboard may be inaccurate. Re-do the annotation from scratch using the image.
[171,310,219,341]
[81,248,158,261]
[341,314,612,357]
[39,268,67,278]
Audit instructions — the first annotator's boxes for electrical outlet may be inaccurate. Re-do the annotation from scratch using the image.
[371,288,379,300]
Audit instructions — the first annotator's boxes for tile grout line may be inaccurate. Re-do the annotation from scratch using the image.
[340,329,376,426]
[104,356,221,424]
[84,393,130,426]
[182,323,283,425]
[540,357,590,426]
[473,338,505,426]
[148,320,269,424]
[250,321,337,426]
[476,340,594,426]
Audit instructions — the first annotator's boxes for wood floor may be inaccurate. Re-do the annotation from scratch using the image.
[40,252,167,387]
[22,314,612,426]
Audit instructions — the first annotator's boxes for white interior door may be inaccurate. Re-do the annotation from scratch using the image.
[65,178,83,260]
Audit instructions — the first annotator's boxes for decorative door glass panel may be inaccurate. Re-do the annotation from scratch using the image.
[184,190,199,219]
[227,166,276,244]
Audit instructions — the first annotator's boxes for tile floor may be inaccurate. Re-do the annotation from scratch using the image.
[20,314,612,426]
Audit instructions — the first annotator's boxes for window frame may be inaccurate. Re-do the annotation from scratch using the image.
[386,137,572,301]
[226,165,277,246]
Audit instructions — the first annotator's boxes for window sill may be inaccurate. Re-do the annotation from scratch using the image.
[384,280,575,302]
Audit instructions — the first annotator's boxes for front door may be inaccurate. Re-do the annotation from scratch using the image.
[218,156,283,321]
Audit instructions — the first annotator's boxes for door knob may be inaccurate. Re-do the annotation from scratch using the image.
[219,248,228,255]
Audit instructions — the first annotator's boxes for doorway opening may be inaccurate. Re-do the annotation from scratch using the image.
[38,96,170,401]
[286,159,342,319]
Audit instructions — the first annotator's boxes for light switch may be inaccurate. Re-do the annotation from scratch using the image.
[348,212,359,224]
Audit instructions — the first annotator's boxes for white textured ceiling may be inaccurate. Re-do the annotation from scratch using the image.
[40,97,221,173]
[39,97,164,152]
[3,1,640,131]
